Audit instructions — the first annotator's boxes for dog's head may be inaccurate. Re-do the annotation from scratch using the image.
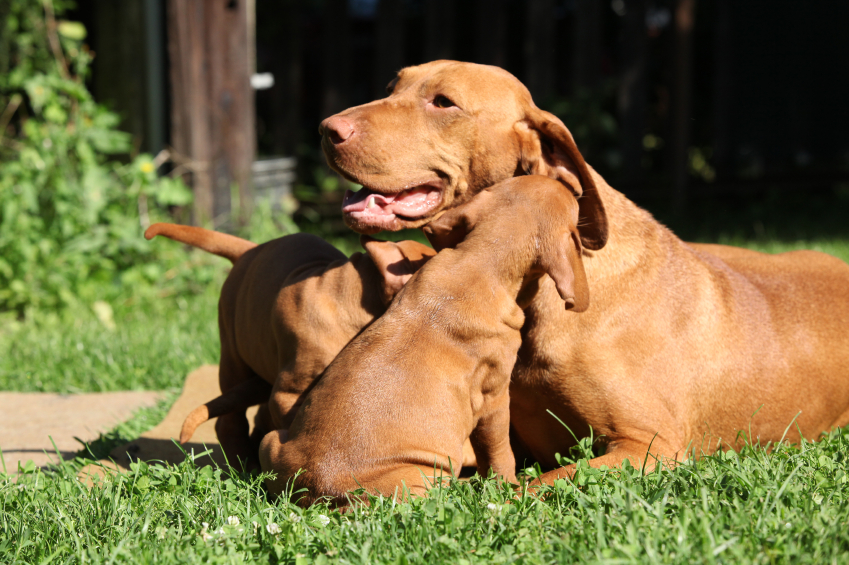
[423,176,590,312]
[320,60,607,251]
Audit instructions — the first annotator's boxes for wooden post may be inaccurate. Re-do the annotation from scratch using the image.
[669,0,696,215]
[573,0,603,92]
[91,1,149,149]
[322,0,350,119]
[618,0,648,187]
[167,0,255,226]
[476,0,505,67]
[712,0,733,180]
[374,0,404,98]
[424,0,455,62]
[270,0,302,156]
[524,0,555,101]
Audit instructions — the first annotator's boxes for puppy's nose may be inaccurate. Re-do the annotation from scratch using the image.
[320,116,355,145]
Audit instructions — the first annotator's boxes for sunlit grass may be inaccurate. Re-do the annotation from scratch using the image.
[2,430,849,564]
[0,284,221,393]
[2,234,849,563]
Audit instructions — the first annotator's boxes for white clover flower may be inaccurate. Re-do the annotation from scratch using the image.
[227,515,240,526]
[216,527,226,535]
[486,503,497,511]
[202,522,210,529]
[289,512,302,523]
[266,522,281,535]
[317,514,330,527]
[252,521,259,531]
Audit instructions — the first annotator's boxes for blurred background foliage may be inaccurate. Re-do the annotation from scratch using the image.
[3,0,849,322]
[0,0,293,319]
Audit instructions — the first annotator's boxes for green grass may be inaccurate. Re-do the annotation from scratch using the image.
[714,237,849,264]
[2,433,849,564]
[2,235,849,563]
[0,283,222,394]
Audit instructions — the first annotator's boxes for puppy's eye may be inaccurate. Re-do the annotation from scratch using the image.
[386,78,398,95]
[432,95,456,109]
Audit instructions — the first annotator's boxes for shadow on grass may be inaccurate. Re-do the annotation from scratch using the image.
[76,390,180,461]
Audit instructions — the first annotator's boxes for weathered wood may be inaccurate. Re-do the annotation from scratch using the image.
[669,0,696,215]
[167,0,255,226]
[618,0,648,187]
[91,0,147,148]
[374,0,404,98]
[269,0,302,156]
[424,0,456,62]
[524,0,555,100]
[322,0,350,118]
[573,0,603,91]
[475,0,504,67]
[711,0,733,180]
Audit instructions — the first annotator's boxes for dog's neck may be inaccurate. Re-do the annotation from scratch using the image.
[581,170,670,285]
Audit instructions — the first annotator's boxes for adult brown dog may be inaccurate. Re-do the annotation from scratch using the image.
[259,176,588,504]
[145,224,439,469]
[320,60,849,484]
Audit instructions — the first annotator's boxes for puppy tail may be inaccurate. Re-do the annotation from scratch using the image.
[179,377,273,444]
[145,223,257,264]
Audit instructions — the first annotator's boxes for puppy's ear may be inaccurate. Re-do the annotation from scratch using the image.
[423,190,494,251]
[515,107,608,251]
[361,235,436,305]
[539,231,590,312]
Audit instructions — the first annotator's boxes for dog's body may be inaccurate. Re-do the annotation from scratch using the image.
[319,60,849,485]
[145,224,440,468]
[508,177,849,481]
[260,176,589,503]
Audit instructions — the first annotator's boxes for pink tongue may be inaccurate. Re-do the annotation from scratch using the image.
[388,187,440,216]
[343,187,440,218]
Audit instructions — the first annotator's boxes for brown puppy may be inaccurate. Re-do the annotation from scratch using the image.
[320,60,849,483]
[145,224,438,469]
[259,176,588,504]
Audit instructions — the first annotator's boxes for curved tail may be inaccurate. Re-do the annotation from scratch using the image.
[145,223,257,264]
[180,377,273,444]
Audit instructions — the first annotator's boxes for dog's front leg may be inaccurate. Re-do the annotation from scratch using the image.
[469,393,517,482]
[531,438,681,486]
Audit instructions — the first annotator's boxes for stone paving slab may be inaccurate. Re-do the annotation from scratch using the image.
[79,365,257,483]
[0,389,163,473]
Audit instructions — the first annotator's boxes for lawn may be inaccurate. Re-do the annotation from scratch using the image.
[2,234,849,564]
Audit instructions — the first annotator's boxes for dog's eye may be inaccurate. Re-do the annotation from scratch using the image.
[432,95,456,109]
[386,78,398,95]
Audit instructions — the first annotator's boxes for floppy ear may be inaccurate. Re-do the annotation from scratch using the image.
[422,190,494,251]
[539,230,590,312]
[361,235,436,304]
[515,107,608,251]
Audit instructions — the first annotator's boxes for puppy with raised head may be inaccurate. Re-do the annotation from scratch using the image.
[259,175,588,504]
[145,224,437,469]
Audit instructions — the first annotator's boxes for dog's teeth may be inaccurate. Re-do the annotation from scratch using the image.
[367,196,376,209]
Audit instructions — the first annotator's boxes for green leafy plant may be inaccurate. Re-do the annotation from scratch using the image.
[0,0,200,315]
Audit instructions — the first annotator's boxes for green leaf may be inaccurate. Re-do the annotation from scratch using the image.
[153,177,194,207]
[56,20,87,41]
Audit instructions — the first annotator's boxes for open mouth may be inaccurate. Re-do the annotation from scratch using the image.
[342,183,443,225]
